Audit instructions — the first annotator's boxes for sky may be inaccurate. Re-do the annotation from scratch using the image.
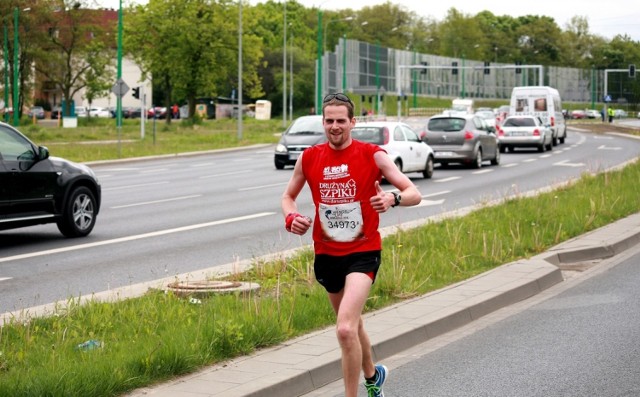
[98,0,640,42]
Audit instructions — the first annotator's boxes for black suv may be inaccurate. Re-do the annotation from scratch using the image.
[0,122,101,237]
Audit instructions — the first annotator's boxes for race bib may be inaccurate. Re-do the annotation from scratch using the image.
[319,202,364,242]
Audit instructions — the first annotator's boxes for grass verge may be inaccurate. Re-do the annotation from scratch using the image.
[1,152,639,395]
[21,118,284,163]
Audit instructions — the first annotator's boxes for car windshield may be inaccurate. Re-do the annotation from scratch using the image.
[504,118,535,127]
[286,118,324,135]
[428,117,465,132]
[351,127,385,144]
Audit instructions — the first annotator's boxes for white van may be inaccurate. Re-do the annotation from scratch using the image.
[509,86,566,145]
[451,98,474,115]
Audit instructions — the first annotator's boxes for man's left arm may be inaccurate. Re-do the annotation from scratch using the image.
[370,151,421,212]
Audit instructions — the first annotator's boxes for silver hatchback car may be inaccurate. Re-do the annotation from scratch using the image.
[498,115,553,153]
[421,114,500,168]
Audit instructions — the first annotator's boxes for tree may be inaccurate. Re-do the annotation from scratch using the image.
[438,8,485,59]
[84,41,115,117]
[125,0,264,123]
[30,0,115,118]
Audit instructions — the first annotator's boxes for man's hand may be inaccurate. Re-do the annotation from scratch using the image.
[285,213,312,235]
[370,181,390,213]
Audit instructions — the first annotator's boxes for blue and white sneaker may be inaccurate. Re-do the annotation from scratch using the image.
[364,364,388,397]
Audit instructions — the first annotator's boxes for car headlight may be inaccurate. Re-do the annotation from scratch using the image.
[275,144,287,153]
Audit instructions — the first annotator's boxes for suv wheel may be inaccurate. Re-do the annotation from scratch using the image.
[57,186,98,237]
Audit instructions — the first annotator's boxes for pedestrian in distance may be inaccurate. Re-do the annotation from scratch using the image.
[281,92,422,397]
[608,106,615,123]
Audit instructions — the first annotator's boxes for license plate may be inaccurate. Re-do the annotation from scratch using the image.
[290,153,300,160]
[438,151,454,157]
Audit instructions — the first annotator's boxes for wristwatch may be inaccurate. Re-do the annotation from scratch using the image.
[391,191,402,207]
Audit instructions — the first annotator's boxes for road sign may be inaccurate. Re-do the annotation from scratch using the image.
[111,78,129,97]
[604,95,612,103]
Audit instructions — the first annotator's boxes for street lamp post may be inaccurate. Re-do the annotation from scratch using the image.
[315,10,322,114]
[13,7,19,126]
[282,0,287,127]
[3,23,8,122]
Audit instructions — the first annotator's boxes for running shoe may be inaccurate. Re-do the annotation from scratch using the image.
[364,364,388,397]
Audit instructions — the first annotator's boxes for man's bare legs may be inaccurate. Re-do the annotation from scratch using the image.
[328,273,375,397]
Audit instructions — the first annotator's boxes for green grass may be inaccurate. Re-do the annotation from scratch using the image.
[1,154,639,395]
[22,117,285,163]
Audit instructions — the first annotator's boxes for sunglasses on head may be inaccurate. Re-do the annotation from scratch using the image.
[323,93,353,104]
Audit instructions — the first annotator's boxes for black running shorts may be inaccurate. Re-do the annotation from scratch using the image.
[314,250,381,293]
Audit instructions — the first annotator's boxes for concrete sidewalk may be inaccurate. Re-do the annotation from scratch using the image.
[125,213,640,397]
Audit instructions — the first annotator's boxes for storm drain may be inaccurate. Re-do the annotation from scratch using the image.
[166,280,260,298]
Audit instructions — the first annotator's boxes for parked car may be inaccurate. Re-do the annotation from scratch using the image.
[351,121,434,178]
[148,107,167,119]
[0,121,101,237]
[497,115,553,153]
[421,114,500,168]
[89,107,111,118]
[76,106,88,117]
[614,109,628,118]
[274,115,325,169]
[123,106,142,119]
[585,109,600,119]
[570,109,586,119]
[27,106,46,120]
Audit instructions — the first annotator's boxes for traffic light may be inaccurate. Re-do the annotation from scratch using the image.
[630,64,636,78]
[515,61,522,74]
[420,61,428,75]
[452,61,458,75]
[484,61,490,75]
[132,87,140,99]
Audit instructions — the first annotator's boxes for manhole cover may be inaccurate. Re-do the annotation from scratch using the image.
[166,280,260,298]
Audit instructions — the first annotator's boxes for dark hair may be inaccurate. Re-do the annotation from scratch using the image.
[322,93,354,119]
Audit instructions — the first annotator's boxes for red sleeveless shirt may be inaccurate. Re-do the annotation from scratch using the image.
[301,139,384,256]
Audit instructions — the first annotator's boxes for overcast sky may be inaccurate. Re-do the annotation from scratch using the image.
[99,0,640,41]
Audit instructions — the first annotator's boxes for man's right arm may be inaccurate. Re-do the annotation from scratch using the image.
[281,153,312,235]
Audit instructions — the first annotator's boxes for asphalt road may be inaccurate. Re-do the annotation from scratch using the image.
[1,128,639,314]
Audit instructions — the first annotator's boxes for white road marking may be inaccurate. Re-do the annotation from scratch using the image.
[0,277,11,282]
[554,159,585,167]
[415,199,445,207]
[191,162,216,167]
[0,212,275,264]
[422,190,450,198]
[523,158,537,163]
[597,145,622,150]
[140,168,170,174]
[111,195,202,209]
[540,154,552,158]
[238,182,289,192]
[472,169,493,174]
[199,170,253,179]
[434,176,461,183]
[501,163,518,168]
[103,181,170,191]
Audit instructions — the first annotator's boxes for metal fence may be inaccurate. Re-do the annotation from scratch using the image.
[324,39,608,104]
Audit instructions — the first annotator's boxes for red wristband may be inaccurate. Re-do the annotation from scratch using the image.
[285,212,302,232]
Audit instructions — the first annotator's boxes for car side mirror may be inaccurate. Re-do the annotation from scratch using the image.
[38,146,50,161]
